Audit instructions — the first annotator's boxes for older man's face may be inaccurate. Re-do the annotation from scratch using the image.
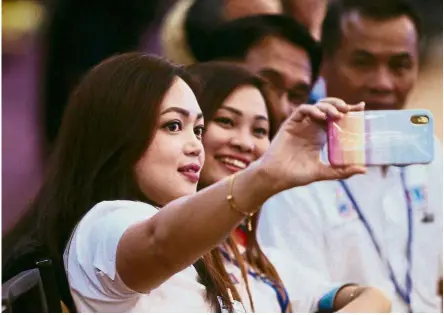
[323,12,419,111]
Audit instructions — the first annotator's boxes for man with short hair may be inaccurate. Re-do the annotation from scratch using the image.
[161,3,322,125]
[201,15,321,122]
[321,0,421,111]
[258,0,442,312]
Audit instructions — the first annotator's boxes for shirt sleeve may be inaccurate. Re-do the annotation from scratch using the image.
[65,201,158,301]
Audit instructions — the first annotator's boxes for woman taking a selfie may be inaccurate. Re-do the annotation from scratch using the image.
[3,53,386,312]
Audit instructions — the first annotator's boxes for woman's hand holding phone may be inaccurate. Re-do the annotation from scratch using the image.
[255,97,367,194]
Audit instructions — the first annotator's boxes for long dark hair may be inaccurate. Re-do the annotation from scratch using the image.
[2,52,199,311]
[188,62,292,312]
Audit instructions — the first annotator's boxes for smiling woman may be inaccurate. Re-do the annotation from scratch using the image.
[188,62,284,312]
[187,62,279,188]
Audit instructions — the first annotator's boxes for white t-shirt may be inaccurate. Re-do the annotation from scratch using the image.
[64,200,344,313]
[258,140,443,313]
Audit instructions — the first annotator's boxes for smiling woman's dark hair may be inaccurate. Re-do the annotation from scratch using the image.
[2,52,201,311]
[188,61,281,138]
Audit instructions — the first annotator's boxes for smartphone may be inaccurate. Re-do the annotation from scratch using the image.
[327,109,435,166]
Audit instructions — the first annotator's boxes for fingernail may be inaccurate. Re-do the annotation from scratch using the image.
[360,101,366,107]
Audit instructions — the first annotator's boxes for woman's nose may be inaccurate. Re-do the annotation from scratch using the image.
[229,132,255,153]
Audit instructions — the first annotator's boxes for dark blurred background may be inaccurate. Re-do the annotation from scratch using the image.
[2,0,442,232]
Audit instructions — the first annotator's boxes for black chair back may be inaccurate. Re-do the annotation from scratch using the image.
[2,268,48,312]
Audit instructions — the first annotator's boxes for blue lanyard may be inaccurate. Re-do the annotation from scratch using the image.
[339,168,413,310]
[219,247,290,313]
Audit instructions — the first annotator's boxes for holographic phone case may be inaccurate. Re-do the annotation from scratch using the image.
[327,109,435,166]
